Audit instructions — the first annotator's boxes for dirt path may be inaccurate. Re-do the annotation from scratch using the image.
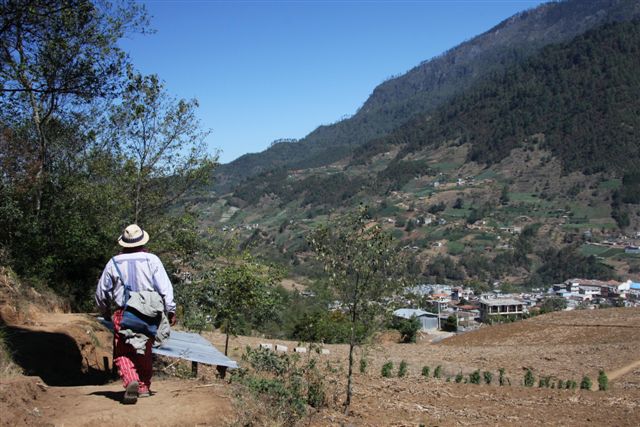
[37,378,235,426]
[608,359,640,381]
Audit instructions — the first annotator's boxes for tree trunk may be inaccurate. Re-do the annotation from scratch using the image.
[344,337,355,414]
[224,319,230,356]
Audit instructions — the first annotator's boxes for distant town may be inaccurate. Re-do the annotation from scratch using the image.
[393,278,640,332]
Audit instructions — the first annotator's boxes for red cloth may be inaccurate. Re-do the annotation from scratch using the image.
[112,308,153,393]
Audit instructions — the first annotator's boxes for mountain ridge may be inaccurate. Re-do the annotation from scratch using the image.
[214,0,640,192]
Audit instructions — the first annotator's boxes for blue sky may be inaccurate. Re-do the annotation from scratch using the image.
[121,0,546,163]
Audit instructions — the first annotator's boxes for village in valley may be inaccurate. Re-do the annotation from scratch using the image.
[393,276,640,335]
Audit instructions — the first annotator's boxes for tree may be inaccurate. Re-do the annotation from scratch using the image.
[184,247,282,355]
[524,368,535,387]
[597,370,608,391]
[539,296,567,314]
[107,71,217,223]
[309,206,406,413]
[442,315,458,332]
[500,184,510,206]
[390,315,421,343]
[0,0,148,217]
[580,375,592,390]
[0,0,149,306]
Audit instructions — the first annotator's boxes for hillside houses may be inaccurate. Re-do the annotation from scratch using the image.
[550,278,638,305]
[396,276,640,334]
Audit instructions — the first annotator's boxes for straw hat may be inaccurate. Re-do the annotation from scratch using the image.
[118,224,149,248]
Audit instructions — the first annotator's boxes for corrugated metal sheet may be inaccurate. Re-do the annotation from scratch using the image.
[393,308,437,319]
[99,318,238,369]
[154,330,238,369]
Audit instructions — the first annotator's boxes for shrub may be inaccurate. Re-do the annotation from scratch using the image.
[557,379,564,389]
[469,370,481,385]
[434,365,443,379]
[598,370,608,391]
[455,372,464,383]
[233,347,327,424]
[538,376,551,388]
[390,316,421,343]
[483,371,493,385]
[524,369,535,387]
[421,366,430,378]
[359,358,368,374]
[442,315,458,332]
[381,361,394,378]
[580,376,592,390]
[398,360,408,378]
[498,368,507,386]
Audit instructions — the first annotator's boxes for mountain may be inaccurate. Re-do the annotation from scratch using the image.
[214,0,640,192]
[198,16,640,289]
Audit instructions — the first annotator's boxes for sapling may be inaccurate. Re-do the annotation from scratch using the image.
[421,366,430,378]
[381,361,393,378]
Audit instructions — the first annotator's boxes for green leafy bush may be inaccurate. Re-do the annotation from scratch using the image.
[421,366,430,378]
[359,358,368,374]
[232,346,326,424]
[598,370,608,391]
[381,361,394,378]
[398,360,408,378]
[455,372,464,383]
[580,376,592,390]
[469,370,481,385]
[434,365,443,379]
[390,316,421,343]
[498,368,507,386]
[483,371,493,385]
[524,369,535,387]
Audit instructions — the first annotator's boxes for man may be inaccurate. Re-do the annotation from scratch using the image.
[96,224,177,404]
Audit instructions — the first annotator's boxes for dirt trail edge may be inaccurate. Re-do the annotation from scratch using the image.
[39,378,235,427]
[608,359,640,381]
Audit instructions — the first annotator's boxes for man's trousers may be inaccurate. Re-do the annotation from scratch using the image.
[112,308,153,393]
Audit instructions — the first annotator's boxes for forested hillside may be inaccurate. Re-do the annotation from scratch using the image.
[215,0,640,191]
[230,19,640,208]
[0,1,215,308]
[206,16,640,291]
[392,20,640,175]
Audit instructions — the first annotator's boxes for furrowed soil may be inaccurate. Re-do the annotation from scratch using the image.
[1,304,639,426]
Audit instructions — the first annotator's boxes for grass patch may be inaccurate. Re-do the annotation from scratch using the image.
[474,233,498,242]
[443,208,471,218]
[475,170,498,180]
[447,241,465,255]
[509,192,540,203]
[569,204,610,220]
[563,222,618,231]
[391,229,404,240]
[598,179,621,190]
[430,162,461,172]
[579,244,611,256]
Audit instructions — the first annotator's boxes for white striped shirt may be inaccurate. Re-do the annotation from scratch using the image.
[95,252,175,313]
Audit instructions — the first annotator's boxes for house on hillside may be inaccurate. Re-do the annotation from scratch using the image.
[393,308,439,331]
[479,297,525,323]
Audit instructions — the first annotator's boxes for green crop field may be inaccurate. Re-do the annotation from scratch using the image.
[598,179,621,190]
[579,244,611,256]
[447,241,465,255]
[430,162,461,172]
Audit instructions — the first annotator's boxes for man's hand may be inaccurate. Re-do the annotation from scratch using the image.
[168,312,177,326]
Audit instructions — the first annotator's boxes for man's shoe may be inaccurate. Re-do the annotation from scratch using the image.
[123,381,139,404]
[139,390,152,398]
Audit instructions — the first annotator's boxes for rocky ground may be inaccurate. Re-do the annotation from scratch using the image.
[1,293,639,426]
